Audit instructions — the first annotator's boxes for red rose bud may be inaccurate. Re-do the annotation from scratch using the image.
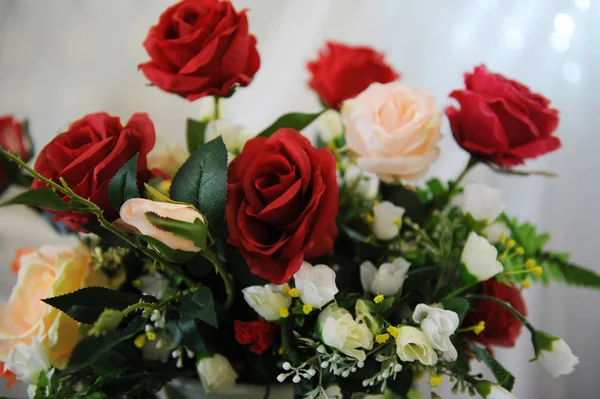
[139,0,260,101]
[32,113,156,231]
[226,128,338,284]
[463,278,527,348]
[446,65,561,167]
[307,41,399,110]
[234,318,278,355]
[0,115,32,194]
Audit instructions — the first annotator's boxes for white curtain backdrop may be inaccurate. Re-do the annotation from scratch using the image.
[0,1,598,398]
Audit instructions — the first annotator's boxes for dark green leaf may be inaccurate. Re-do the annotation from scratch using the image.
[65,317,146,373]
[380,183,425,224]
[146,212,208,250]
[500,215,550,254]
[141,235,197,263]
[43,287,155,324]
[468,341,515,391]
[175,287,218,328]
[280,325,300,364]
[1,188,88,211]
[441,297,470,321]
[542,254,600,289]
[167,317,207,354]
[170,136,228,227]
[108,154,140,210]
[257,111,324,138]
[387,367,413,396]
[186,118,208,153]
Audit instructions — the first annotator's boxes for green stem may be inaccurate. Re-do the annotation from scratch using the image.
[122,301,158,316]
[214,96,221,120]
[428,157,478,214]
[202,247,234,310]
[442,281,480,301]
[466,294,535,333]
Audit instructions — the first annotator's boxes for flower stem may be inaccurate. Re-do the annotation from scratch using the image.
[466,293,536,333]
[202,247,234,310]
[441,281,480,301]
[214,96,221,120]
[427,157,478,215]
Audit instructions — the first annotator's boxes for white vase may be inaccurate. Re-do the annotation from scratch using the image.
[157,379,295,399]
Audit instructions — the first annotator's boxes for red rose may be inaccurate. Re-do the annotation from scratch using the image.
[307,41,399,110]
[0,115,32,194]
[463,278,527,348]
[139,0,260,101]
[32,113,156,231]
[227,128,338,284]
[234,318,277,354]
[446,65,560,167]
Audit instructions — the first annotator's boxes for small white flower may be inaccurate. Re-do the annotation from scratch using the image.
[462,183,505,223]
[196,354,238,393]
[487,385,519,399]
[538,338,579,378]
[344,165,380,200]
[461,232,503,282]
[242,284,292,321]
[5,338,50,385]
[360,257,411,296]
[318,109,344,144]
[355,299,379,333]
[294,262,338,309]
[372,201,405,240]
[413,304,459,361]
[136,272,170,299]
[483,222,511,244]
[318,304,373,361]
[395,326,438,366]
[205,119,253,157]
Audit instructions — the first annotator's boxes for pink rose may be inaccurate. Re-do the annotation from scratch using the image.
[342,82,443,182]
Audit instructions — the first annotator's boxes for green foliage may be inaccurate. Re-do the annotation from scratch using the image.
[141,234,198,263]
[146,212,208,250]
[186,118,208,153]
[167,317,207,354]
[108,153,139,210]
[281,325,301,364]
[42,287,155,324]
[441,297,470,322]
[386,367,413,397]
[416,178,448,205]
[468,341,515,391]
[170,136,228,229]
[175,287,218,328]
[257,111,324,138]
[1,188,88,211]
[380,183,425,224]
[500,215,550,255]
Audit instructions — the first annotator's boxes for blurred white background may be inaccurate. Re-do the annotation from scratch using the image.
[0,0,599,398]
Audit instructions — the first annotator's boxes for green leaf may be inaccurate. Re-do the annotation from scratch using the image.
[541,254,600,289]
[257,111,324,138]
[441,297,470,321]
[167,317,207,355]
[380,183,425,224]
[42,287,155,324]
[468,341,515,391]
[186,118,208,153]
[387,367,414,397]
[108,154,140,210]
[65,317,146,373]
[175,286,218,328]
[141,234,198,263]
[280,325,300,364]
[146,212,208,250]
[170,136,228,227]
[500,215,550,254]
[1,188,88,211]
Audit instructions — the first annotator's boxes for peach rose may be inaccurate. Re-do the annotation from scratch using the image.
[342,82,443,182]
[0,245,111,369]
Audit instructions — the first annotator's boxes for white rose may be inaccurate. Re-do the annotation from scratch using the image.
[318,304,373,361]
[412,304,459,361]
[360,257,411,296]
[344,165,380,200]
[483,222,511,244]
[461,232,503,283]
[5,338,50,385]
[318,109,344,144]
[205,119,253,157]
[488,385,519,399]
[395,326,438,366]
[462,183,505,223]
[538,338,579,378]
[355,299,379,334]
[294,262,338,309]
[196,354,238,394]
[372,201,405,240]
[242,284,292,321]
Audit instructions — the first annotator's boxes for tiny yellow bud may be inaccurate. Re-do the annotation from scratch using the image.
[373,200,381,206]
[515,247,525,255]
[282,284,291,295]
[387,326,399,338]
[146,331,157,341]
[499,232,507,244]
[288,288,300,298]
[133,279,141,287]
[278,346,285,355]
[393,218,403,227]
[374,294,385,304]
[302,303,313,315]
[365,214,374,224]
[521,279,531,289]
[376,333,390,344]
[473,321,486,335]
[134,334,147,348]
[279,308,290,318]
[531,266,543,276]
[525,259,536,269]
[429,374,443,388]
[507,239,516,249]
[498,252,507,262]
[158,179,172,194]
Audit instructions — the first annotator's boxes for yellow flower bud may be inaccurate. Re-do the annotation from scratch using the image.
[282,284,291,295]
[374,294,385,304]
[288,288,300,298]
[146,331,157,341]
[525,259,536,269]
[279,308,290,318]
[515,247,525,255]
[429,374,443,388]
[507,239,516,249]
[302,303,313,315]
[387,326,399,338]
[521,280,531,289]
[365,214,374,224]
[531,266,543,276]
[134,334,147,348]
[499,232,507,244]
[474,321,486,335]
[376,333,390,344]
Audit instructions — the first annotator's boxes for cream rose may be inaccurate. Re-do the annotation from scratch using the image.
[317,304,373,361]
[0,245,111,369]
[342,82,443,182]
[196,354,238,393]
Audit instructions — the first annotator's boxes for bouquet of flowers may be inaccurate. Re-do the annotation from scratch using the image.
[0,1,598,398]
